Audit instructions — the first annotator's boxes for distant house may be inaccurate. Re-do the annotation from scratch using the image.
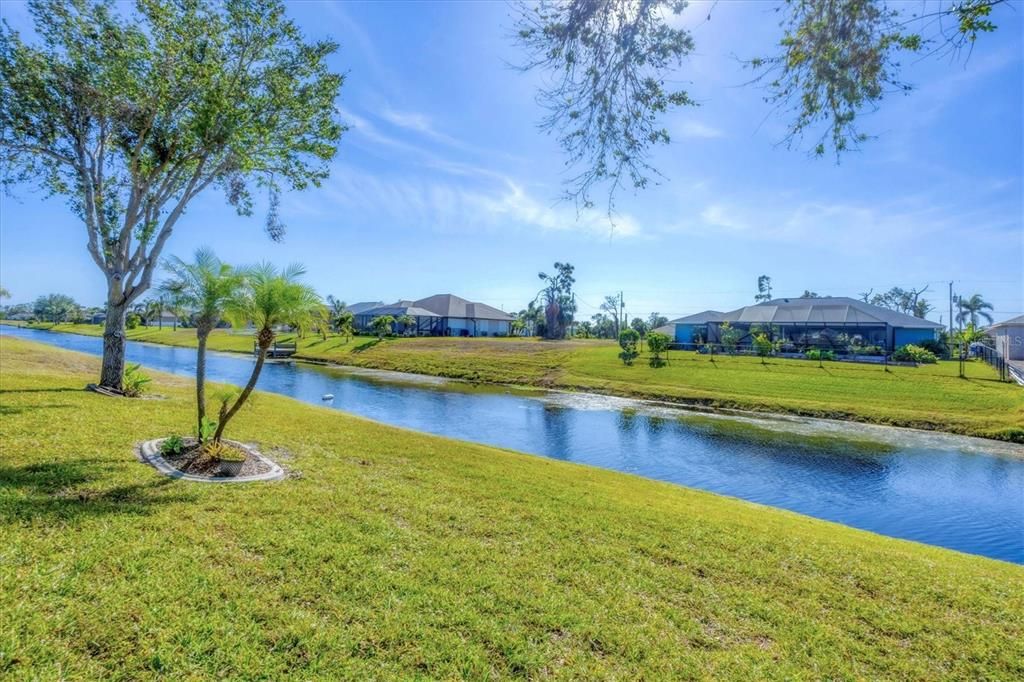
[354,294,515,337]
[986,315,1024,360]
[658,297,943,351]
[91,312,107,325]
[144,310,180,327]
[345,301,387,316]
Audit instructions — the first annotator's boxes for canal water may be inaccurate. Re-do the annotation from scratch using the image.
[3,325,1022,564]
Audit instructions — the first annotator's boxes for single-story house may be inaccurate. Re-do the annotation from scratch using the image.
[345,301,386,316]
[355,294,515,337]
[144,310,180,327]
[353,301,440,336]
[657,297,944,351]
[985,315,1024,360]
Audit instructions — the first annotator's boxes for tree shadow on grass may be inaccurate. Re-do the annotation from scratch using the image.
[351,338,383,353]
[0,459,197,522]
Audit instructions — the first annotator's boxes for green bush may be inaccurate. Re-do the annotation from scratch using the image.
[645,332,670,368]
[126,313,142,329]
[122,363,152,396]
[617,328,640,365]
[805,349,836,361]
[918,339,949,359]
[892,344,938,364]
[160,434,185,456]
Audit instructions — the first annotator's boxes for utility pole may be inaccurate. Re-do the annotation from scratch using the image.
[948,281,954,339]
[619,291,625,337]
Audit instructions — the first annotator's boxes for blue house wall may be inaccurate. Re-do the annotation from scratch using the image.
[894,328,937,347]
[674,324,698,344]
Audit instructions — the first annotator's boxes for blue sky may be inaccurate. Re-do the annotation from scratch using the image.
[1,0,1021,324]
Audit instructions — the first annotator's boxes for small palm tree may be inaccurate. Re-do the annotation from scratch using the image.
[396,314,415,336]
[215,263,320,443]
[955,323,990,346]
[371,314,395,339]
[956,293,994,328]
[161,248,244,441]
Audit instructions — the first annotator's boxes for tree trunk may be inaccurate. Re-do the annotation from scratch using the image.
[213,329,272,443]
[196,328,209,441]
[100,301,128,390]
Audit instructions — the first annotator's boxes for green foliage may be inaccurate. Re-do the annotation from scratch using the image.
[125,314,141,330]
[198,416,218,443]
[617,328,640,366]
[954,324,990,346]
[121,363,151,396]
[646,331,670,368]
[718,321,742,353]
[513,0,695,210]
[160,435,185,456]
[537,262,576,339]
[161,249,243,333]
[32,293,78,323]
[892,344,938,364]
[371,315,395,339]
[0,0,344,388]
[630,317,650,337]
[805,349,836,361]
[956,294,995,327]
[752,332,775,362]
[646,313,668,331]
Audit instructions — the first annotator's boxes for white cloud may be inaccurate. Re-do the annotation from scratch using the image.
[677,120,725,139]
[319,169,641,240]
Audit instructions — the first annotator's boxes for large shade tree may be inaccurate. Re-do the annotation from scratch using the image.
[0,0,344,391]
[160,247,243,441]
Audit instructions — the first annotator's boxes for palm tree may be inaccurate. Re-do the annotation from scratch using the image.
[955,323,990,346]
[955,293,994,328]
[215,263,320,443]
[371,314,395,339]
[396,314,415,336]
[142,298,164,327]
[161,248,244,442]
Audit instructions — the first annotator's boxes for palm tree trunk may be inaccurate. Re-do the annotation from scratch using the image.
[196,327,209,441]
[214,330,272,443]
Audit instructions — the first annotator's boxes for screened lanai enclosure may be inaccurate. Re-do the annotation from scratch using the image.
[660,298,943,353]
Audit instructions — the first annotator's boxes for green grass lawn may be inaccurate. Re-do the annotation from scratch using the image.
[1,336,1022,679]
[7,321,1024,441]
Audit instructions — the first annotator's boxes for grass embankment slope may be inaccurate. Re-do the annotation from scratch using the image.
[1,337,1022,679]
[10,321,1024,441]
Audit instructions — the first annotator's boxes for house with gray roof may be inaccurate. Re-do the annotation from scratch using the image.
[985,315,1024,361]
[662,297,943,351]
[354,293,515,337]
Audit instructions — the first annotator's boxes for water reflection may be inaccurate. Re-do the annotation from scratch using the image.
[3,325,1022,564]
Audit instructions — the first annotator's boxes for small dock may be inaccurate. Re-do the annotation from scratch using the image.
[256,341,297,359]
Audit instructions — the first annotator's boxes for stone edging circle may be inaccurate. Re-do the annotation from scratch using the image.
[137,438,286,483]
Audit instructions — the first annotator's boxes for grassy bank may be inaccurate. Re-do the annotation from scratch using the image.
[1,337,1021,678]
[7,321,1024,441]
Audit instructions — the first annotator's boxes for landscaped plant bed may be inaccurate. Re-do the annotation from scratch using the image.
[137,437,285,483]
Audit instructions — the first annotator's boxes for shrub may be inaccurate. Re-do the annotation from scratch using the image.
[201,441,246,462]
[198,416,218,443]
[752,332,775,363]
[805,349,836,361]
[617,328,640,365]
[918,339,949,359]
[892,344,938,364]
[125,313,142,329]
[122,363,151,396]
[646,332,670,368]
[160,435,185,456]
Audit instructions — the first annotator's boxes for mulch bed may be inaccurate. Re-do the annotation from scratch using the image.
[161,438,273,478]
